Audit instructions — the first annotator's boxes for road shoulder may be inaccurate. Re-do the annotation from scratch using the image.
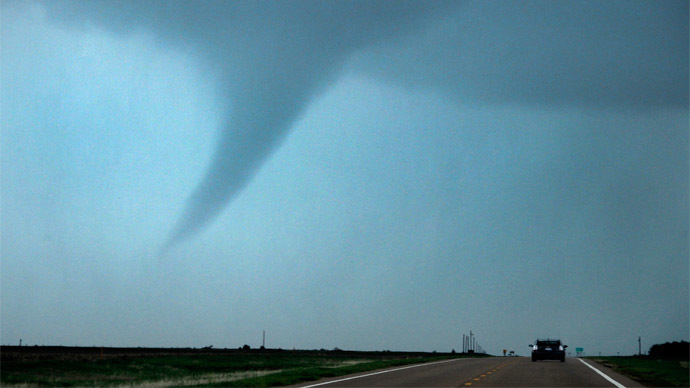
[578,358,646,387]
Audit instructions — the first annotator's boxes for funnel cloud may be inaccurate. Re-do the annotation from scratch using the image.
[161,1,457,249]
[44,0,458,249]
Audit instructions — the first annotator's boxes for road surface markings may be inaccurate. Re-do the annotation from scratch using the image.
[462,361,512,386]
[577,358,626,388]
[300,358,464,388]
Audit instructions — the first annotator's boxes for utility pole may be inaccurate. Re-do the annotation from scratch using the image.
[470,330,473,352]
[638,336,641,356]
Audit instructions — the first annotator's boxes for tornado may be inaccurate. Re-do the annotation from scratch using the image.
[42,0,456,251]
[135,1,456,250]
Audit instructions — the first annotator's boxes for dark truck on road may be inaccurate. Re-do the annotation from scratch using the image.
[530,339,567,362]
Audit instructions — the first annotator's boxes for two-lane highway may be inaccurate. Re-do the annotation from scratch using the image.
[293,357,644,387]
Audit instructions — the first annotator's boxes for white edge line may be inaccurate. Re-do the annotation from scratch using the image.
[578,358,627,388]
[301,358,464,388]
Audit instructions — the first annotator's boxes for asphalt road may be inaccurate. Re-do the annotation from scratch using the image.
[292,357,645,387]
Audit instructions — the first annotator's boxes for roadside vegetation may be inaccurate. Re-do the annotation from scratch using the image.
[1,347,488,387]
[588,340,689,388]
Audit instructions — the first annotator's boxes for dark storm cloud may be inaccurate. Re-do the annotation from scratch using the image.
[42,0,688,249]
[355,0,688,108]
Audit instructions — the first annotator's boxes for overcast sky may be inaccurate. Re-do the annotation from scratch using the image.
[2,0,688,356]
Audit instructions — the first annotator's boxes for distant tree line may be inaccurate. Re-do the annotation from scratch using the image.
[648,341,689,359]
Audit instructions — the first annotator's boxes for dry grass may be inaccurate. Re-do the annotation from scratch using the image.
[119,370,281,387]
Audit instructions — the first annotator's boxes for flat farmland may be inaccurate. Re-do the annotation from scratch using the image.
[1,346,479,387]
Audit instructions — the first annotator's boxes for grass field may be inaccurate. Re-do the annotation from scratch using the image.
[1,346,484,387]
[589,356,689,388]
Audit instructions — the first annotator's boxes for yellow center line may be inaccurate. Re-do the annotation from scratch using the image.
[462,361,518,386]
